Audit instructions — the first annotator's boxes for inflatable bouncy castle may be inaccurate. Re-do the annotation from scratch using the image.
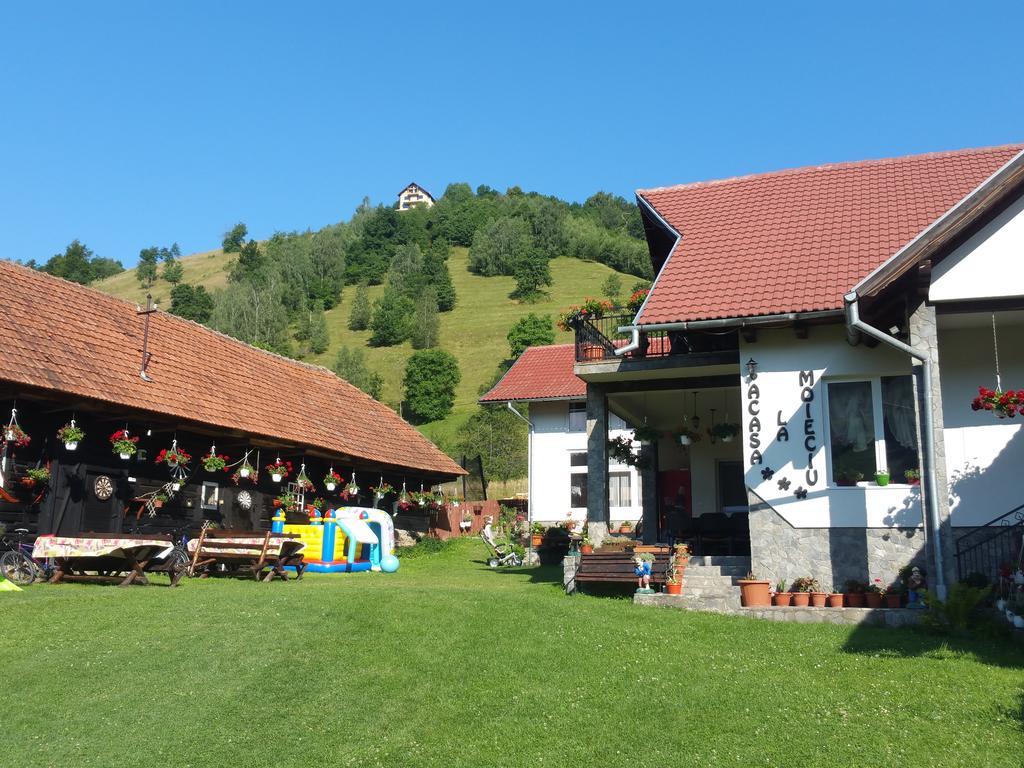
[272,506,399,573]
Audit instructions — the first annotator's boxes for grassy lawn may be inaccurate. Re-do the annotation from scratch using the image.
[2,539,1021,767]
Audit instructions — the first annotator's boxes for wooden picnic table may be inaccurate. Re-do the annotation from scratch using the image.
[187,530,305,582]
[32,534,183,587]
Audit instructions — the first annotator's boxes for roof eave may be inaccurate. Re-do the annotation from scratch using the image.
[851,148,1024,300]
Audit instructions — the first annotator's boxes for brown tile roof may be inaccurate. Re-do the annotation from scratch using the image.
[0,260,464,477]
[637,144,1024,324]
[479,345,585,403]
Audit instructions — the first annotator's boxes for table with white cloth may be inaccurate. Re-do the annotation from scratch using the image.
[32,534,180,586]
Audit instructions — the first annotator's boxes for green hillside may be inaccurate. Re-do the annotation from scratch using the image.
[95,246,634,452]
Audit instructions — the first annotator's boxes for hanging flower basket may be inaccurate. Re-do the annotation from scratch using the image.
[57,422,85,451]
[295,471,315,493]
[324,470,343,492]
[110,430,139,459]
[202,452,229,472]
[274,492,298,513]
[371,482,395,500]
[710,422,740,442]
[343,480,360,499]
[676,427,701,446]
[265,459,293,483]
[632,424,661,443]
[156,446,192,468]
[971,386,1023,419]
[4,424,31,448]
[238,461,255,479]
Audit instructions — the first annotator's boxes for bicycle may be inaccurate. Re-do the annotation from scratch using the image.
[127,521,191,582]
[0,528,53,586]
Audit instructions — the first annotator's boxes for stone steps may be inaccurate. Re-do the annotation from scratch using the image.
[672,557,750,611]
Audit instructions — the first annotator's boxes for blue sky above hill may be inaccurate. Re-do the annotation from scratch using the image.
[1,1,1021,266]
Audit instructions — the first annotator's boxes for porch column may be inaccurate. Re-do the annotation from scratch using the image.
[639,442,658,545]
[908,301,955,591]
[586,383,610,544]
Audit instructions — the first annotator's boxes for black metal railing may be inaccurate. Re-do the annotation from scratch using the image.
[572,314,738,363]
[954,502,1024,582]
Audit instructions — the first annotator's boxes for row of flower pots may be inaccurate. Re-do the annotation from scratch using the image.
[739,577,909,608]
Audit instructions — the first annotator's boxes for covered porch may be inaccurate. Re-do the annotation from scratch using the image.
[580,364,748,553]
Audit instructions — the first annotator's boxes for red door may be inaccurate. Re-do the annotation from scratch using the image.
[658,469,691,541]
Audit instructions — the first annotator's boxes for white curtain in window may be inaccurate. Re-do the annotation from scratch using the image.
[830,383,873,452]
[882,376,917,449]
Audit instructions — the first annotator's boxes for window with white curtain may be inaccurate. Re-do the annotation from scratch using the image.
[609,472,631,507]
[826,375,918,483]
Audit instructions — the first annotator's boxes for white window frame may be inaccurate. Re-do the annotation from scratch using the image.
[822,375,915,487]
[569,450,588,510]
[609,471,631,508]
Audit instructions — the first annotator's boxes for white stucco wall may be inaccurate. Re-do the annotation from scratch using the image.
[930,192,1024,302]
[938,320,1024,526]
[740,326,924,528]
[529,400,642,525]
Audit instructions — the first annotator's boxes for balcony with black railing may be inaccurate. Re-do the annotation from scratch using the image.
[571,314,738,364]
[955,502,1024,583]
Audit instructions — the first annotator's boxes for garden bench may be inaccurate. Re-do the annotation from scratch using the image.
[188,530,305,582]
[574,551,668,586]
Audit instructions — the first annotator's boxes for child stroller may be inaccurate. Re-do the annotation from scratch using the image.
[480,523,523,567]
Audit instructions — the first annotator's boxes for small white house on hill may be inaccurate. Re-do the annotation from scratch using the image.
[480,344,644,528]
[398,183,435,210]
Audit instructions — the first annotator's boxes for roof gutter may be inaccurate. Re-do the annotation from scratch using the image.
[844,291,947,599]
[613,309,843,356]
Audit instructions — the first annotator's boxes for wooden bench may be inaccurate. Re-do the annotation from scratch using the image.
[573,551,669,587]
[188,530,304,582]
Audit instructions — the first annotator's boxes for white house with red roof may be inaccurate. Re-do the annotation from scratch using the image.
[561,143,1024,599]
[480,345,644,527]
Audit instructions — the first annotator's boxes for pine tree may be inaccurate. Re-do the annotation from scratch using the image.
[423,241,457,311]
[410,288,440,349]
[333,346,384,400]
[348,282,372,330]
[308,303,329,354]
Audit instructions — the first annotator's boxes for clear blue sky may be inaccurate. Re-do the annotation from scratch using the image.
[1,2,1022,267]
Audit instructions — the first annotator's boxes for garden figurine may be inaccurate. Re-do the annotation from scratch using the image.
[906,566,926,608]
[634,553,654,594]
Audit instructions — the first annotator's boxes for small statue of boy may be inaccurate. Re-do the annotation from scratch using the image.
[906,566,926,608]
[634,553,654,594]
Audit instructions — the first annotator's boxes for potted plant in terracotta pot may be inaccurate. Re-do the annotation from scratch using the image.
[827,588,844,608]
[152,492,168,509]
[807,579,827,607]
[844,579,866,607]
[790,577,814,607]
[580,533,593,556]
[530,522,544,548]
[772,579,792,606]
[665,567,683,595]
[865,579,885,608]
[619,521,633,535]
[885,581,903,608]
[904,468,921,486]
[738,571,772,607]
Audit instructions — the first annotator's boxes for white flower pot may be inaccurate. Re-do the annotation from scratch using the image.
[119,452,131,460]
[5,430,14,441]
[996,598,1007,611]
[326,482,336,491]
[65,441,78,451]
[271,473,283,483]
[240,468,250,478]
[171,482,181,491]
[722,435,734,443]
[678,435,691,446]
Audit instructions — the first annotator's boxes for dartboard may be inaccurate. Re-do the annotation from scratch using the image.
[94,475,114,500]
[236,490,253,510]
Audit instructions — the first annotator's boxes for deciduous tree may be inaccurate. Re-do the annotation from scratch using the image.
[506,314,554,358]
[403,349,460,424]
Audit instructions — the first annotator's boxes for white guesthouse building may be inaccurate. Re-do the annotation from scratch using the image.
[516,144,1024,599]
[480,345,644,528]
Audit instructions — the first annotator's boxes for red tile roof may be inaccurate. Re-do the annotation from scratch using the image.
[0,261,464,477]
[479,345,585,403]
[637,144,1024,324]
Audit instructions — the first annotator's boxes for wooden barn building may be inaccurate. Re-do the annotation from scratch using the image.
[0,261,464,538]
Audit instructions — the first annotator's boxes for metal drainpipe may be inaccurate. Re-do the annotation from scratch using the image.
[844,292,947,599]
[506,402,534,561]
